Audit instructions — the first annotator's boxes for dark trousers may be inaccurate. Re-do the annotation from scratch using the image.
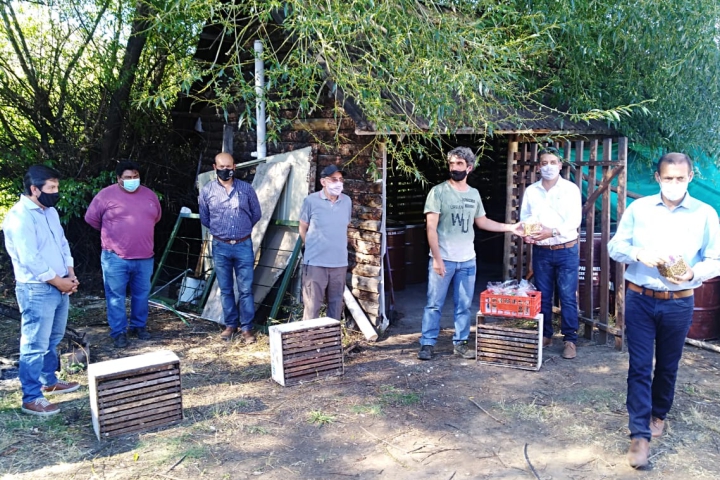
[625,289,693,441]
[302,265,347,321]
[532,244,580,342]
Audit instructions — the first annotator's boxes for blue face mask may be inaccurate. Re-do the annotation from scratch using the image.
[122,178,140,192]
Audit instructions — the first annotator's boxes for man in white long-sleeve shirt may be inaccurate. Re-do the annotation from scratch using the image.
[520,146,582,360]
[609,152,720,469]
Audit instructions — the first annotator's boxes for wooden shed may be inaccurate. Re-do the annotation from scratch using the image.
[172,13,628,346]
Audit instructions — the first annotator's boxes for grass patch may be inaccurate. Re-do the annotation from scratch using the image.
[495,397,570,424]
[378,385,420,406]
[246,425,269,435]
[351,404,383,416]
[308,410,335,426]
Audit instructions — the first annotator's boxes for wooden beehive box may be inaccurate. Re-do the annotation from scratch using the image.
[88,350,183,440]
[269,318,343,386]
[476,312,543,371]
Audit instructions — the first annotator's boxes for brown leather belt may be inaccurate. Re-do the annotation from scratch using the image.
[535,239,578,250]
[627,281,693,300]
[214,234,251,245]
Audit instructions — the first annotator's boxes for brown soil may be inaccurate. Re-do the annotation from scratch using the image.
[0,298,719,480]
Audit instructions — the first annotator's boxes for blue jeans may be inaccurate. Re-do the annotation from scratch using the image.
[213,238,255,331]
[101,250,154,338]
[625,289,693,441]
[420,258,476,346]
[16,283,69,403]
[532,244,580,342]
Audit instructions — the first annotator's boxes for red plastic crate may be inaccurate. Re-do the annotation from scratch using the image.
[479,290,541,318]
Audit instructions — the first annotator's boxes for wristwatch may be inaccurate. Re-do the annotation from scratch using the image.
[552,228,559,237]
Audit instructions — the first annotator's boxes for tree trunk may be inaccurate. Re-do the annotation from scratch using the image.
[101,1,151,163]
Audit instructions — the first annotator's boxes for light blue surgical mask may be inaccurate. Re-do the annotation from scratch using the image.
[122,178,140,192]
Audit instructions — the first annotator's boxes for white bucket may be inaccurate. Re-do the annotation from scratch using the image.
[179,277,205,305]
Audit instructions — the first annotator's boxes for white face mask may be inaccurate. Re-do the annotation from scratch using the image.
[660,182,688,202]
[540,164,560,180]
[326,182,343,196]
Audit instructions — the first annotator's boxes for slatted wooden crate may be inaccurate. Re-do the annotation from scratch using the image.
[269,318,343,386]
[476,312,544,371]
[88,350,183,440]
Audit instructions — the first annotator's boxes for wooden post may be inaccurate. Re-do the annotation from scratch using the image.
[583,140,598,339]
[598,138,613,345]
[614,137,628,350]
[504,136,519,280]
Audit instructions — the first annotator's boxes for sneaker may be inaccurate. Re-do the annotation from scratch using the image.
[417,345,434,360]
[454,341,477,359]
[542,337,553,347]
[113,333,129,348]
[562,341,577,359]
[42,380,80,395]
[21,398,60,417]
[650,417,665,437]
[128,327,151,340]
[242,330,256,344]
[220,327,238,341]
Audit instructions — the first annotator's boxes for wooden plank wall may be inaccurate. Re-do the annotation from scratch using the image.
[214,96,384,326]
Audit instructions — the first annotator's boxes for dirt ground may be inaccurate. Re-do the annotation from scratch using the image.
[1,294,720,480]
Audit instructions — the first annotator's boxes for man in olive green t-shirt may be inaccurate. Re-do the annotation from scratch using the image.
[418,147,525,360]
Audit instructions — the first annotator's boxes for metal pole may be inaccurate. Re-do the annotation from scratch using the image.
[254,40,266,160]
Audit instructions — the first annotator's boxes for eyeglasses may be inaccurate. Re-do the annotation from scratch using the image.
[324,177,344,183]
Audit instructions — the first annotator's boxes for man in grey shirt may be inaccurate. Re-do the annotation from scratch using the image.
[299,165,352,320]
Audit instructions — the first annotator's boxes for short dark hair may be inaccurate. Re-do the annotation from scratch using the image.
[116,160,140,177]
[656,152,693,174]
[538,145,562,159]
[447,146,476,169]
[23,165,61,195]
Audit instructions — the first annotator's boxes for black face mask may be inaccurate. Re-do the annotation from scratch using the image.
[38,192,60,208]
[216,168,234,181]
[449,169,468,181]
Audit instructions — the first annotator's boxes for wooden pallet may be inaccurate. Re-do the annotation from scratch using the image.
[269,318,343,386]
[88,350,183,439]
[476,312,543,371]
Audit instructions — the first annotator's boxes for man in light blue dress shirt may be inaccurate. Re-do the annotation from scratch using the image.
[3,165,81,417]
[608,153,720,468]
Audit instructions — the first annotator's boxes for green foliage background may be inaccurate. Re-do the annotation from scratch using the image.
[1,0,720,275]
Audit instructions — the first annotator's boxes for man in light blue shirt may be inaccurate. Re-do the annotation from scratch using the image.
[608,153,720,468]
[3,165,81,417]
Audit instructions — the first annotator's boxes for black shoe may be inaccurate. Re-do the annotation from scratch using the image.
[128,327,151,340]
[454,341,476,359]
[113,333,128,348]
[417,345,434,360]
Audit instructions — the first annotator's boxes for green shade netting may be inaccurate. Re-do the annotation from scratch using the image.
[560,144,720,222]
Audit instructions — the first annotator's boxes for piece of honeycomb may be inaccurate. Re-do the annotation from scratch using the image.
[523,222,543,236]
[657,256,688,279]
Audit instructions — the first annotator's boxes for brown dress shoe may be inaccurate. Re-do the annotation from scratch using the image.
[650,417,665,438]
[562,341,577,359]
[220,327,238,341]
[627,437,650,468]
[542,337,552,347]
[242,330,256,344]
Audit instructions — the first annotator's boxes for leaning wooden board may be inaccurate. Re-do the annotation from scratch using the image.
[269,318,343,386]
[476,312,543,371]
[88,350,183,440]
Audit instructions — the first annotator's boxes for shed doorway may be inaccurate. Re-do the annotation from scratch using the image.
[383,136,509,328]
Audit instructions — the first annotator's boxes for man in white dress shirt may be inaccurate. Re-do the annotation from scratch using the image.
[520,146,582,359]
